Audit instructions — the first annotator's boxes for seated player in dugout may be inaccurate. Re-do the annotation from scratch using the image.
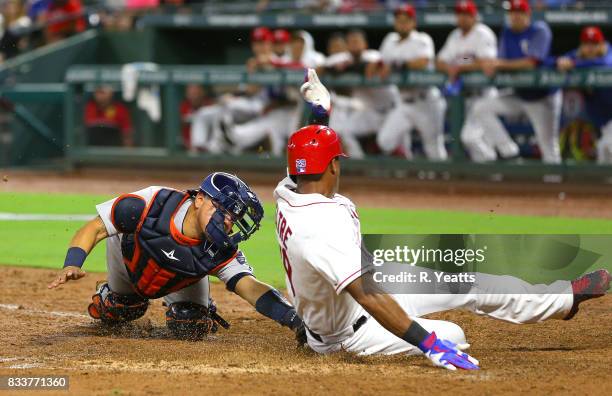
[279,69,610,370]
[272,29,291,61]
[320,29,400,159]
[470,0,561,163]
[179,83,215,152]
[369,4,448,161]
[48,173,306,342]
[552,26,612,164]
[84,85,133,147]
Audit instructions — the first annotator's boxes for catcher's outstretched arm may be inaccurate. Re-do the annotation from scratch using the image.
[69,216,109,253]
[232,275,306,345]
[48,216,108,289]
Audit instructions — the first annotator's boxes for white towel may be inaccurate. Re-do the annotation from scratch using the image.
[121,62,161,122]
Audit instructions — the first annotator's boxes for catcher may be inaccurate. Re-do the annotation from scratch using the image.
[48,172,305,341]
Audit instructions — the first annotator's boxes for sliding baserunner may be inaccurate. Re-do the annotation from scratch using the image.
[273,69,610,370]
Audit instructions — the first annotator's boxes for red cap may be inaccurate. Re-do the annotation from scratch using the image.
[273,29,291,44]
[287,125,347,176]
[581,26,604,44]
[394,4,416,18]
[251,27,273,42]
[509,0,531,13]
[455,0,477,16]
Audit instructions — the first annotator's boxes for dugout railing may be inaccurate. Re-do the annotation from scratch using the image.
[137,8,612,31]
[61,65,612,183]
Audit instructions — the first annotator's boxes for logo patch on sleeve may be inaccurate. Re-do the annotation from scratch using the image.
[236,251,247,265]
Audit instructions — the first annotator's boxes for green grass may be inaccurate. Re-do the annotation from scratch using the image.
[0,192,108,214]
[1,192,611,287]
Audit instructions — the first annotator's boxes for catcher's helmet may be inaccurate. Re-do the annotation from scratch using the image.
[287,124,347,176]
[198,172,264,253]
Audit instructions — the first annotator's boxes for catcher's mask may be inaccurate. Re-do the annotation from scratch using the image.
[198,172,264,256]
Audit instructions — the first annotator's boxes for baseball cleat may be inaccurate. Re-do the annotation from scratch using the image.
[564,269,611,320]
[88,280,111,320]
[88,280,149,323]
[87,280,108,320]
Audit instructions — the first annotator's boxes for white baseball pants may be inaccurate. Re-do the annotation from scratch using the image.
[190,105,226,154]
[467,90,562,163]
[376,94,448,161]
[597,120,612,164]
[329,95,371,159]
[459,90,499,162]
[230,107,298,157]
[308,272,572,356]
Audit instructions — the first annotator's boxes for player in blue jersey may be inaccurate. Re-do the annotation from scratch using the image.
[554,26,612,164]
[468,0,562,163]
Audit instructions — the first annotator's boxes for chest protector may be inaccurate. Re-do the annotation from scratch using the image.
[121,189,237,299]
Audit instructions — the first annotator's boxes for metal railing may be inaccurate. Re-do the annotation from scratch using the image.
[64,65,612,87]
[60,65,612,182]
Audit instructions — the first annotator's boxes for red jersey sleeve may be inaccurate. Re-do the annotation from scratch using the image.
[115,103,133,135]
[84,101,98,126]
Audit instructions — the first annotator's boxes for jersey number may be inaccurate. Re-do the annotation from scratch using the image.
[279,247,296,295]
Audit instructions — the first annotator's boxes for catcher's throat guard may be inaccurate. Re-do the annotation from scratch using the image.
[200,172,264,256]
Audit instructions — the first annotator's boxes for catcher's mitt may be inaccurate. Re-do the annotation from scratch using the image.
[165,299,229,340]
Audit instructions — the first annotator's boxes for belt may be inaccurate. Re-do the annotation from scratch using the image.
[306,315,368,343]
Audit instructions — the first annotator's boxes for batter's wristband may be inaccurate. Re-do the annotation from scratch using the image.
[63,247,87,268]
[307,107,329,126]
[401,321,430,350]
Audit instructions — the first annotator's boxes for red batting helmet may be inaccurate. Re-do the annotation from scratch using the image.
[287,125,347,176]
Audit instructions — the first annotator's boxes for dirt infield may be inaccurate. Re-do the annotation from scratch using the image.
[1,169,611,395]
[0,266,611,395]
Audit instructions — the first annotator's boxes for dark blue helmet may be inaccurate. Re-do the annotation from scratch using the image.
[199,172,264,254]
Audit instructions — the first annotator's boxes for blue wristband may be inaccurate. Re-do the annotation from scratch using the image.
[63,247,87,268]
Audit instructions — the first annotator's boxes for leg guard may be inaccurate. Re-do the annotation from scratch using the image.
[166,300,228,340]
[87,282,149,324]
